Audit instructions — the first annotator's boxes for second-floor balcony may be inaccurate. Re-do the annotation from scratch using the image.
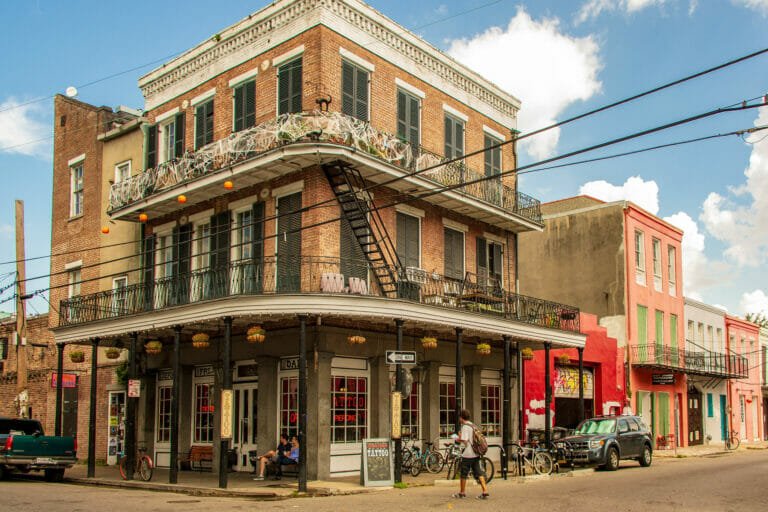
[631,343,748,379]
[108,111,542,231]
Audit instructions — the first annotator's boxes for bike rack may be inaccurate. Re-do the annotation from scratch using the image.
[488,444,507,480]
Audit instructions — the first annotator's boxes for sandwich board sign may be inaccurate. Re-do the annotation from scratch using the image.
[360,438,394,487]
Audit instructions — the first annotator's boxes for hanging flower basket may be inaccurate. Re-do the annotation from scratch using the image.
[421,336,438,350]
[69,351,85,363]
[476,342,492,356]
[192,332,210,349]
[347,334,366,345]
[247,326,266,343]
[105,348,121,360]
[557,353,571,365]
[145,340,163,355]
[521,347,535,361]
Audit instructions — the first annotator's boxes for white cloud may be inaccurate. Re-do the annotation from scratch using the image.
[575,0,667,24]
[0,98,50,159]
[579,175,659,214]
[740,289,768,316]
[733,0,768,16]
[688,0,699,15]
[700,107,768,267]
[447,7,602,159]
[0,224,11,239]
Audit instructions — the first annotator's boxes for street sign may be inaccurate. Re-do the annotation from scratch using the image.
[220,389,233,439]
[128,379,141,397]
[386,350,416,365]
[652,373,675,385]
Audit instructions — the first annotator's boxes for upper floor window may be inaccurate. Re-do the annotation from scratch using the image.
[476,237,503,289]
[68,267,82,298]
[233,80,256,132]
[484,135,502,179]
[634,230,645,284]
[70,163,84,217]
[234,209,254,261]
[667,245,677,295]
[444,114,464,160]
[444,227,465,280]
[148,112,185,168]
[397,89,420,151]
[114,161,130,183]
[278,58,303,115]
[396,212,420,269]
[194,222,211,271]
[687,320,695,342]
[195,99,214,149]
[341,61,369,122]
[0,337,8,360]
[652,238,662,291]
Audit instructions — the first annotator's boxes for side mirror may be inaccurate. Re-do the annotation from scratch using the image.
[33,430,42,437]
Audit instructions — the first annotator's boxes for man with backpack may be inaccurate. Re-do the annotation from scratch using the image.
[452,409,490,500]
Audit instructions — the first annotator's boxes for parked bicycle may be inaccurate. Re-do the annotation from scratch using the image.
[118,446,154,481]
[408,440,444,476]
[725,430,741,451]
[507,442,554,476]
[444,442,495,483]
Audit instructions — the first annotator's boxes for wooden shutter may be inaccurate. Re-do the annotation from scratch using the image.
[637,305,648,347]
[396,90,419,148]
[340,216,367,280]
[171,224,192,305]
[484,135,501,177]
[342,61,369,121]
[252,202,265,264]
[355,67,368,121]
[244,80,256,128]
[396,213,419,269]
[655,310,664,345]
[278,59,302,115]
[210,211,231,269]
[174,113,185,158]
[476,237,488,278]
[195,100,214,149]
[444,228,464,280]
[397,91,407,141]
[277,192,302,292]
[145,124,157,169]
[233,84,245,132]
[670,314,678,351]
[141,233,155,311]
[490,242,503,283]
[444,116,464,159]
[658,393,670,436]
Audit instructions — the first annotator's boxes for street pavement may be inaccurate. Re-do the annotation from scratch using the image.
[2,449,767,511]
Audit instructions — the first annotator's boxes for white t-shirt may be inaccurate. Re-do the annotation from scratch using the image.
[459,423,477,458]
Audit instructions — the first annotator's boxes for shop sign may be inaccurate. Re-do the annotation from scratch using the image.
[360,438,394,487]
[128,379,141,398]
[50,373,77,389]
[652,373,675,385]
[157,368,173,382]
[194,365,214,378]
[554,366,593,399]
[220,389,233,439]
[280,357,299,371]
[236,364,259,380]
[391,392,402,440]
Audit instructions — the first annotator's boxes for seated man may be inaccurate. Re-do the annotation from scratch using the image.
[273,435,300,480]
[253,433,290,480]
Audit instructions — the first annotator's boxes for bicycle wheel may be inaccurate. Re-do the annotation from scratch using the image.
[138,456,153,481]
[728,435,740,450]
[425,451,443,474]
[118,456,128,480]
[446,459,459,481]
[401,449,413,471]
[532,451,554,475]
[410,457,422,476]
[479,456,494,483]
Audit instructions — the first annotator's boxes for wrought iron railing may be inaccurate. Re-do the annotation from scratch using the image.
[631,343,748,378]
[59,256,577,333]
[108,111,541,224]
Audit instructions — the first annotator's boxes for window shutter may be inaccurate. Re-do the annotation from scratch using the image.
[396,213,419,269]
[397,91,407,142]
[476,237,488,277]
[396,212,407,266]
[340,217,367,280]
[252,202,264,264]
[279,59,303,115]
[355,67,368,122]
[637,305,648,347]
[142,233,155,311]
[195,103,205,150]
[244,80,256,128]
[444,228,463,280]
[278,63,291,115]
[290,59,302,114]
[491,242,502,283]
[204,100,214,146]
[210,211,231,270]
[174,113,185,158]
[277,192,302,292]
[233,85,245,132]
[444,116,453,158]
[342,61,355,117]
[484,136,493,177]
[408,96,419,148]
[145,124,157,169]
[455,121,464,156]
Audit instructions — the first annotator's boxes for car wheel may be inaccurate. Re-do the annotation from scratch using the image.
[605,447,620,471]
[639,445,652,467]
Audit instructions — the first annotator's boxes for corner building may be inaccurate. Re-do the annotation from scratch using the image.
[50,0,584,481]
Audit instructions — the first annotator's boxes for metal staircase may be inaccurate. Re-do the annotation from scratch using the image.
[323,161,401,298]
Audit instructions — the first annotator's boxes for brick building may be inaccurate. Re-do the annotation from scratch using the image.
[49,0,584,485]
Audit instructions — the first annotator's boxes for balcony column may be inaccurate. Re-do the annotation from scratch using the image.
[518,347,525,440]
[502,336,512,453]
[578,347,585,423]
[124,333,139,481]
[394,318,404,484]
[298,314,308,493]
[218,317,233,489]
[544,342,552,447]
[87,338,99,478]
[455,328,463,434]
[170,326,182,484]
[55,342,64,436]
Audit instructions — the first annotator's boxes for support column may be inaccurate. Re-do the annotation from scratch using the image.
[503,336,511,452]
[298,315,308,493]
[55,342,64,437]
[578,347,585,423]
[394,318,404,484]
[87,338,99,478]
[124,333,138,481]
[170,326,182,484]
[219,317,233,489]
[455,328,463,434]
[518,348,525,441]
[544,342,552,447]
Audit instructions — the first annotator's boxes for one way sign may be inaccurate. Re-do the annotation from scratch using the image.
[386,350,417,365]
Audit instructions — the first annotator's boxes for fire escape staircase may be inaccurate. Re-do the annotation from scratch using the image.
[323,161,401,298]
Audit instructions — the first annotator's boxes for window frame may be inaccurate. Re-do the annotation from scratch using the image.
[232,78,257,133]
[330,374,368,444]
[156,384,172,443]
[480,382,502,438]
[112,276,128,316]
[194,98,215,150]
[652,237,662,291]
[280,375,299,439]
[114,160,131,184]
[483,134,502,179]
[67,266,82,298]
[634,230,646,284]
[277,57,303,116]
[667,245,677,295]
[192,373,215,445]
[70,163,84,217]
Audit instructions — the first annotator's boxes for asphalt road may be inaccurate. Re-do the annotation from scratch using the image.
[3,450,767,512]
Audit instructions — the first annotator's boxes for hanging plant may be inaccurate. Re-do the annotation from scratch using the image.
[145,340,163,355]
[421,336,438,350]
[247,325,266,343]
[105,347,121,360]
[521,347,535,361]
[69,350,85,363]
[347,334,366,345]
[557,353,571,365]
[476,342,492,356]
[192,332,210,349]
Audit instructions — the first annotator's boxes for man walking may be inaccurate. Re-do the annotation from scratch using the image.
[452,409,489,500]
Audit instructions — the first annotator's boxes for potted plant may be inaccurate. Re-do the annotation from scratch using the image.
[105,347,121,360]
[145,340,163,355]
[347,334,366,345]
[476,342,491,356]
[557,353,571,365]
[246,325,266,343]
[521,347,535,361]
[192,332,210,349]
[421,336,438,350]
[69,350,85,363]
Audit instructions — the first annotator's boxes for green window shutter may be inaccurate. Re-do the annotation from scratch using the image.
[209,211,231,270]
[657,393,670,437]
[396,90,419,149]
[204,100,214,146]
[670,314,678,350]
[397,91,407,141]
[278,58,302,115]
[233,84,245,132]
[174,113,185,158]
[195,103,205,149]
[636,391,644,415]
[476,237,488,278]
[244,80,256,128]
[145,124,157,169]
[707,393,714,418]
[277,192,302,292]
[355,67,369,121]
[490,242,503,284]
[444,228,464,280]
[637,305,648,347]
[252,202,265,263]
[655,310,664,345]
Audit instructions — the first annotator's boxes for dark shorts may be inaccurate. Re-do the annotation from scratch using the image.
[459,456,485,479]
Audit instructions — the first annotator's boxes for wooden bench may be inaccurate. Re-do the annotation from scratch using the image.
[179,445,214,472]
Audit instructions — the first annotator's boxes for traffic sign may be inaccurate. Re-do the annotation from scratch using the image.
[386,350,416,365]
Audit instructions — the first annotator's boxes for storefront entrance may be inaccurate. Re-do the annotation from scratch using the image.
[554,365,594,429]
[233,382,258,471]
[106,391,126,465]
[687,386,703,446]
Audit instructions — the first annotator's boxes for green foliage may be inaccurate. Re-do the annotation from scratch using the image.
[745,312,768,328]
[393,482,408,489]
[115,360,129,386]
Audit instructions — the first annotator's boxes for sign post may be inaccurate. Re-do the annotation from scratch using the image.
[391,391,402,483]
[220,389,233,439]
[386,350,416,365]
[360,438,394,487]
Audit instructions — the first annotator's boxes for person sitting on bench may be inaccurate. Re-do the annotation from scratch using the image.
[273,436,300,480]
[253,433,290,480]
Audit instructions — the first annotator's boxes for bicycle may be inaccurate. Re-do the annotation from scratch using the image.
[408,440,444,476]
[444,442,495,483]
[506,443,554,476]
[119,446,154,481]
[725,430,740,451]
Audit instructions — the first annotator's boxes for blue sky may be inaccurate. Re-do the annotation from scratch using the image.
[1,0,767,317]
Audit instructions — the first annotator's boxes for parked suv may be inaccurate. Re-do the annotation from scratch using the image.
[556,415,653,471]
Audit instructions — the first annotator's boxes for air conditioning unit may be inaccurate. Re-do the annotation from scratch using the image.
[405,267,427,284]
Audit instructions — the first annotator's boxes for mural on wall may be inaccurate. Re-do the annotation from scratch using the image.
[553,366,594,399]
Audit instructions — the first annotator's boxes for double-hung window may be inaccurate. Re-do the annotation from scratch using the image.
[278,58,303,115]
[112,276,128,316]
[233,80,256,132]
[667,245,677,296]
[341,61,369,122]
[483,135,502,179]
[634,230,646,285]
[70,164,84,217]
[67,267,82,298]
[149,112,185,167]
[397,89,420,152]
[195,99,214,149]
[652,238,662,291]
[114,161,130,183]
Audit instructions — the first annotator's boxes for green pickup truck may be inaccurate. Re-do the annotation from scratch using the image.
[0,418,77,481]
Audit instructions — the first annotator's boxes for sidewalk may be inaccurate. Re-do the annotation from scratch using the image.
[653,440,768,458]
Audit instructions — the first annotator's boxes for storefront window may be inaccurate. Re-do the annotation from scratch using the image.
[480,384,501,437]
[439,381,457,437]
[194,383,214,443]
[331,376,367,443]
[401,382,419,439]
[281,377,299,438]
[156,386,172,443]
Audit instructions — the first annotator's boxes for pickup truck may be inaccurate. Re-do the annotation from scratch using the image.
[0,417,77,481]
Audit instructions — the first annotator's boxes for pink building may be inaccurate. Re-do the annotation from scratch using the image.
[726,315,763,442]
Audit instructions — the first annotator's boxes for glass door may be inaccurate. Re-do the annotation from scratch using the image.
[233,383,258,471]
[107,391,126,465]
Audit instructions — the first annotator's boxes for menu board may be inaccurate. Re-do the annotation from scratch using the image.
[360,438,394,487]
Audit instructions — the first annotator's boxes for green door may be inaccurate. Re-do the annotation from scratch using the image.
[670,314,678,366]
[658,392,670,437]
[655,310,664,363]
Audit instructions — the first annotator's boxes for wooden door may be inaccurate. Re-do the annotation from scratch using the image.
[687,386,703,446]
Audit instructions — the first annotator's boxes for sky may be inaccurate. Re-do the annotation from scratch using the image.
[0,0,767,318]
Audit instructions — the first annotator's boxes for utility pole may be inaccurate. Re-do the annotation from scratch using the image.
[15,199,29,418]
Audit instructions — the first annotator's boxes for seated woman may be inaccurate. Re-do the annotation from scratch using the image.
[273,436,300,480]
[253,433,290,480]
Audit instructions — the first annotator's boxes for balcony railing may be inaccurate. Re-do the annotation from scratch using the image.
[108,111,541,224]
[631,343,748,378]
[59,256,578,333]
